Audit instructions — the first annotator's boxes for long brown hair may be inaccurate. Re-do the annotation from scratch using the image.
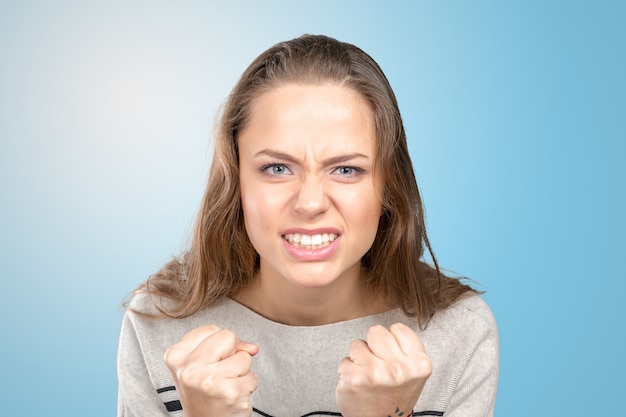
[133,34,474,327]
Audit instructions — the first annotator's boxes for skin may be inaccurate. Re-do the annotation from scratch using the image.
[164,83,432,417]
[336,323,432,417]
[164,325,259,417]
[236,83,384,326]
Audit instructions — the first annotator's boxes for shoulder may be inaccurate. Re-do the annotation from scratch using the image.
[419,293,499,361]
[122,293,252,339]
[415,294,499,414]
[126,291,163,315]
[123,293,228,346]
[119,295,262,381]
[122,292,189,352]
[430,293,497,335]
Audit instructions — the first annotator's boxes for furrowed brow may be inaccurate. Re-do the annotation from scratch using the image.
[322,153,370,165]
[253,150,298,163]
[253,150,370,165]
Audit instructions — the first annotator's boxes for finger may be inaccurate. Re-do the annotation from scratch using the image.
[337,355,359,389]
[239,370,259,394]
[337,355,355,375]
[338,339,370,385]
[221,372,259,407]
[164,325,223,370]
[389,323,426,356]
[238,371,259,397]
[188,329,253,363]
[346,339,373,366]
[178,325,223,350]
[215,350,255,378]
[203,372,258,412]
[389,323,432,379]
[366,325,404,360]
[235,339,260,357]
[338,349,382,389]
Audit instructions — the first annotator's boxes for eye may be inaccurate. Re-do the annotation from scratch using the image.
[332,166,364,176]
[262,163,292,176]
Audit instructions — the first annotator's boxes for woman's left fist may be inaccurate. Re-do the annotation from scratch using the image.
[336,323,432,417]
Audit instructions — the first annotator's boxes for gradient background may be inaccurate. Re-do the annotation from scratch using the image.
[1,1,624,415]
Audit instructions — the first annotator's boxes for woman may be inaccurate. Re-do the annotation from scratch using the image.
[117,34,499,417]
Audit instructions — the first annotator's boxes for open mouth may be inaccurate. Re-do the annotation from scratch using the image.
[283,233,338,249]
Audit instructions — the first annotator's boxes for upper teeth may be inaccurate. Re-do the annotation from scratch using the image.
[284,233,337,247]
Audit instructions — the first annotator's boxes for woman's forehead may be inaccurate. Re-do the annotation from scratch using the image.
[239,83,377,158]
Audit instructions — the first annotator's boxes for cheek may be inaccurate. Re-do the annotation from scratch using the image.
[241,190,262,229]
[338,185,383,223]
[241,188,279,245]
[362,202,383,241]
[356,191,383,243]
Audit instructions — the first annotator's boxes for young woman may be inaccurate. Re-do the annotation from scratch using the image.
[117,34,499,417]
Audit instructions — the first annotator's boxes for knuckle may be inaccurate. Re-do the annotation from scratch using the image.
[247,371,259,388]
[237,350,253,368]
[219,328,238,345]
[163,345,183,369]
[366,362,406,386]
[178,365,202,387]
[389,322,403,331]
[349,339,365,351]
[205,324,221,333]
[219,383,251,411]
[220,385,239,405]
[407,353,432,379]
[367,324,386,339]
[366,365,387,385]
[416,354,433,377]
[337,358,351,373]
[389,322,408,333]
[388,361,406,381]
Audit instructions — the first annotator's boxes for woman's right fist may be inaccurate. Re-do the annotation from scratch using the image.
[164,325,259,417]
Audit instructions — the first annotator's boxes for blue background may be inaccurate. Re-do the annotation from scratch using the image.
[1,1,624,415]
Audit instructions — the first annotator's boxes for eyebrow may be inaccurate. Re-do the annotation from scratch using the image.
[253,149,371,165]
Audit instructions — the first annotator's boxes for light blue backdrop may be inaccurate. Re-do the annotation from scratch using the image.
[1,1,624,415]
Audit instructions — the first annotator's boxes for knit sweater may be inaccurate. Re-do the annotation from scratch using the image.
[117,293,498,417]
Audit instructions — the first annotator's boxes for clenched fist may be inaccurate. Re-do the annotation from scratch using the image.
[164,325,259,417]
[336,323,432,417]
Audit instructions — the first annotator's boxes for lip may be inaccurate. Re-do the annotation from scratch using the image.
[281,227,341,236]
[281,228,341,262]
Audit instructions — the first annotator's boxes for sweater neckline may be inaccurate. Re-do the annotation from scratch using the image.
[222,296,408,330]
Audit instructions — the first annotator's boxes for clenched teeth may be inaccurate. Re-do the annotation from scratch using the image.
[283,233,337,248]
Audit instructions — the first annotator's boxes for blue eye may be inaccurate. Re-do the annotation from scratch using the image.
[262,164,291,175]
[333,166,363,176]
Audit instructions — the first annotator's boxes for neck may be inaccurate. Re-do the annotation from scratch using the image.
[232,268,387,326]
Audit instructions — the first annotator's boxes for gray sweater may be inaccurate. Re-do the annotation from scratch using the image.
[117,293,498,417]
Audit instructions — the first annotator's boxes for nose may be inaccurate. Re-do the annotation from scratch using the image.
[293,178,329,217]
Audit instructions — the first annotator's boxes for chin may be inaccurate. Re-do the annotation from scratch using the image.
[284,266,351,289]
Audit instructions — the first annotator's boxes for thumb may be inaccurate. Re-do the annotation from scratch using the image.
[235,340,259,356]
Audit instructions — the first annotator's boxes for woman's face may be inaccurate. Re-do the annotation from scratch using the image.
[238,83,382,291]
